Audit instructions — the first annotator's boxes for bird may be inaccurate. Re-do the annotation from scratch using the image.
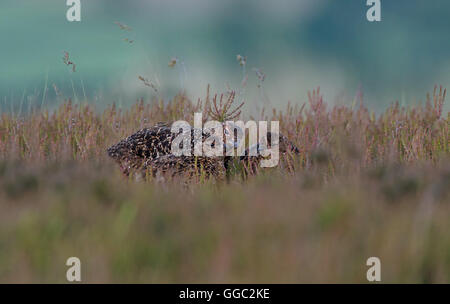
[107,121,299,181]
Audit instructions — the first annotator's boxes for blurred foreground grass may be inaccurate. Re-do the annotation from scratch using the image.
[0,87,449,283]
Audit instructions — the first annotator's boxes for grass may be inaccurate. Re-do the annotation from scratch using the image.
[0,86,448,283]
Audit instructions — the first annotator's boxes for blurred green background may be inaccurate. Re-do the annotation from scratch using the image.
[1,0,450,111]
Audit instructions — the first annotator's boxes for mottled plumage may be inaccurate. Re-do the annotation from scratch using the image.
[107,123,175,175]
[107,123,226,178]
[107,123,299,181]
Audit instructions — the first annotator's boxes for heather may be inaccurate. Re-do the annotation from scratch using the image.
[0,86,448,283]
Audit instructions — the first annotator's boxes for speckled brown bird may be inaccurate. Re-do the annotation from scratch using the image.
[108,122,299,181]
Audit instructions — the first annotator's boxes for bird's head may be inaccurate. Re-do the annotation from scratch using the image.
[267,132,300,154]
